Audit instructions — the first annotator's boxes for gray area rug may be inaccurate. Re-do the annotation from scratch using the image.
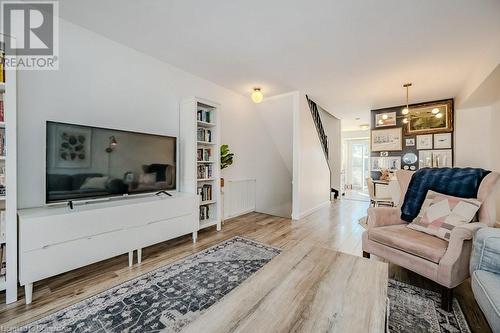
[21,237,471,333]
[388,279,470,333]
[21,237,281,332]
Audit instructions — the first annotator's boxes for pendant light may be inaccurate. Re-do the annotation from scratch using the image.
[401,83,412,124]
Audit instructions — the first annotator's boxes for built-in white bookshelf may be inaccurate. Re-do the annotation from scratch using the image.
[180,98,222,237]
[0,34,18,304]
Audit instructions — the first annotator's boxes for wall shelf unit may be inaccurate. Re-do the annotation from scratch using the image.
[180,97,222,236]
[0,35,18,304]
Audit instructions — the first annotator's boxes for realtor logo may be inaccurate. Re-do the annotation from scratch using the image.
[1,0,59,69]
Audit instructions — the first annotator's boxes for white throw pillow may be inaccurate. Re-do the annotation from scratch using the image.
[407,190,482,241]
[80,176,109,190]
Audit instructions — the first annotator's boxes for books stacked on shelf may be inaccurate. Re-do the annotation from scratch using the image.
[0,211,5,275]
[0,211,5,244]
[197,184,212,202]
[197,164,213,179]
[199,205,210,221]
[0,46,5,84]
[197,128,212,142]
[0,244,5,276]
[0,96,4,122]
[197,108,212,123]
[0,128,5,156]
[197,148,212,162]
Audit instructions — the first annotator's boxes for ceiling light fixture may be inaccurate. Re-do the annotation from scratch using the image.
[251,88,263,103]
[360,124,370,130]
[402,83,412,115]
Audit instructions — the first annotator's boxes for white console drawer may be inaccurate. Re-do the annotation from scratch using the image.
[19,193,196,252]
[19,212,197,285]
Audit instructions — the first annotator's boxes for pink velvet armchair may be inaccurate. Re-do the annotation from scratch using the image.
[362,170,500,311]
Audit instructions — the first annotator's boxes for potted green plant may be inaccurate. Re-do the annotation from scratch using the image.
[220,144,234,187]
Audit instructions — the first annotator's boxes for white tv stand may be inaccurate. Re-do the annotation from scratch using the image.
[18,192,198,304]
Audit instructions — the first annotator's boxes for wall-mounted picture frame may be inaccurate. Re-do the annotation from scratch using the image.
[405,138,415,146]
[371,127,402,152]
[418,150,433,169]
[434,133,452,149]
[416,134,433,150]
[405,100,453,135]
[375,111,397,127]
[432,149,453,168]
[371,157,386,171]
[386,157,401,171]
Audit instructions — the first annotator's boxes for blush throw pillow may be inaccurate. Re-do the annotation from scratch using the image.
[407,190,482,241]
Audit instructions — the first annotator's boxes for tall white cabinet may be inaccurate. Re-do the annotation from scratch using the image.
[0,34,18,304]
[180,98,222,239]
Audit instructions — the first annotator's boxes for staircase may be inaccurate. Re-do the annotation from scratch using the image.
[305,95,339,199]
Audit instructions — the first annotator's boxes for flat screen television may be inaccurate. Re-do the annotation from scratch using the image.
[46,121,177,203]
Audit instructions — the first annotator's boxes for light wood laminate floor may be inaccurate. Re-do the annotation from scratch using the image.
[0,199,492,332]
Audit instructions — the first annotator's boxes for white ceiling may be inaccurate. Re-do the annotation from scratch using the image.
[58,0,500,130]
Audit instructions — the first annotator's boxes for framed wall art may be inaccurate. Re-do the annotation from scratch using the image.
[371,157,386,171]
[405,100,453,135]
[432,149,453,168]
[386,157,401,171]
[371,127,402,152]
[418,150,433,169]
[375,111,397,127]
[434,133,452,149]
[416,134,433,150]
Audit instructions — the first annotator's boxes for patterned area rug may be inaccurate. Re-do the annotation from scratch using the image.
[21,237,471,333]
[21,237,281,333]
[388,279,470,333]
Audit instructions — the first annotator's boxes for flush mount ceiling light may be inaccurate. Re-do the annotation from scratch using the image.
[251,88,263,103]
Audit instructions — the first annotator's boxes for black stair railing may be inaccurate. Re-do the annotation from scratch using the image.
[305,95,339,199]
[305,95,328,159]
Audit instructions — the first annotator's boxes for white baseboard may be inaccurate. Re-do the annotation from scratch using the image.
[292,201,330,220]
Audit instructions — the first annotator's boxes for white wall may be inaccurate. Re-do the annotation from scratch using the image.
[491,100,500,222]
[454,106,493,169]
[17,19,285,211]
[292,94,330,219]
[252,93,294,218]
[319,109,341,193]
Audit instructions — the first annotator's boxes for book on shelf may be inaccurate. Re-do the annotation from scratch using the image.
[0,97,4,123]
[0,244,5,276]
[197,128,212,142]
[0,49,4,84]
[197,148,212,162]
[0,211,5,243]
[197,184,213,202]
[197,109,212,123]
[199,205,210,221]
[0,128,5,156]
[197,164,213,179]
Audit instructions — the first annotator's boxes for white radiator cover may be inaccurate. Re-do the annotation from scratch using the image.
[223,179,256,219]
